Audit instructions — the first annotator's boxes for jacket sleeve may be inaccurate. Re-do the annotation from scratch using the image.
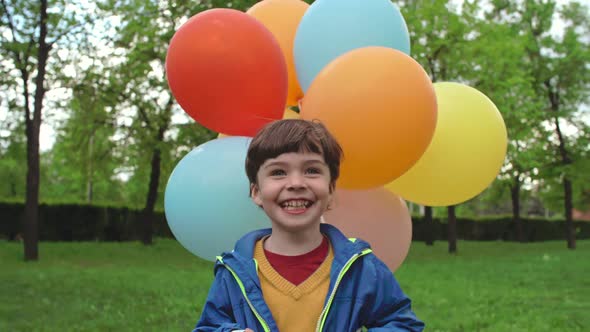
[364,257,425,332]
[193,269,244,332]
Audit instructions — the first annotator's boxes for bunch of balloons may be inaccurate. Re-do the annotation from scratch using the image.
[164,0,507,271]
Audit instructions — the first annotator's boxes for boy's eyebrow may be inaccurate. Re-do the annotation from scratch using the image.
[304,159,327,165]
[263,161,287,169]
[262,158,327,169]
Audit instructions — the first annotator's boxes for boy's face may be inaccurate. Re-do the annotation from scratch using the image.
[251,151,333,234]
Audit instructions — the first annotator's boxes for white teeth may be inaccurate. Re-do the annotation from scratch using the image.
[281,200,311,208]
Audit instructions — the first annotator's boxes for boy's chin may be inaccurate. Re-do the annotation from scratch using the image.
[271,217,323,232]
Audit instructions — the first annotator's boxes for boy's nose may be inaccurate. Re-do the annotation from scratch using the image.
[287,174,306,189]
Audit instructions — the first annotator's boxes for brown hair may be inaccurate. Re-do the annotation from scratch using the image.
[245,119,343,191]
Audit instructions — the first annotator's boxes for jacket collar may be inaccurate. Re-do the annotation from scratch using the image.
[215,224,372,284]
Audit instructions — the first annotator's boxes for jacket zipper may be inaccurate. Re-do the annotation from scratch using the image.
[315,248,373,332]
[217,257,271,332]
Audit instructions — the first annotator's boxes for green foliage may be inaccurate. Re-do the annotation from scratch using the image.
[470,9,544,193]
[98,0,241,211]
[0,133,26,199]
[399,0,590,219]
[1,240,588,331]
[99,0,196,211]
[516,0,590,214]
[399,0,470,82]
[41,67,124,203]
[455,182,513,218]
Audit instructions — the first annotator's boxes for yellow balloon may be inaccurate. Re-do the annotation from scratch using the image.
[386,82,508,206]
[247,0,309,106]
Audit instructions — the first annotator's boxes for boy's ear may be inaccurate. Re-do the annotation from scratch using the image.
[327,191,335,210]
[250,183,263,207]
[329,181,336,193]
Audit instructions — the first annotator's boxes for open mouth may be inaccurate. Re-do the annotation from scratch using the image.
[280,199,314,211]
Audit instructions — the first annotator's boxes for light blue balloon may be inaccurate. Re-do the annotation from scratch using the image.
[294,0,411,92]
[164,136,269,261]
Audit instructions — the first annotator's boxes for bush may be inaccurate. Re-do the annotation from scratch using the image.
[1,202,172,241]
[411,215,590,242]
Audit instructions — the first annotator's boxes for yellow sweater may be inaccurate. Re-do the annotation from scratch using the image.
[254,239,334,332]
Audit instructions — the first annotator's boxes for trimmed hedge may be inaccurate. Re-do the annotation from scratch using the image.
[0,202,172,241]
[1,202,588,242]
[411,216,590,242]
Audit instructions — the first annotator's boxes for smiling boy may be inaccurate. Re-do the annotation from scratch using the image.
[194,119,424,332]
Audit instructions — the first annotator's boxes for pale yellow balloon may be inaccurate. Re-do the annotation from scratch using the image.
[386,82,507,207]
[283,108,300,119]
[217,133,228,138]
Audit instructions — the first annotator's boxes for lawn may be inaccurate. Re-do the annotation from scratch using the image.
[1,239,588,331]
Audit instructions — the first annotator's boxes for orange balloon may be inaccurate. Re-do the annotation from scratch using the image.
[300,46,437,189]
[166,9,287,136]
[324,188,413,272]
[247,0,308,106]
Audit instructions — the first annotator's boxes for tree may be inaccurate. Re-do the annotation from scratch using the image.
[515,0,590,249]
[0,0,95,260]
[102,0,258,244]
[472,6,545,242]
[42,67,124,204]
[400,0,471,252]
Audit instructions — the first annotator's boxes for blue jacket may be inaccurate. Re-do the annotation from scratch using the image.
[194,224,424,332]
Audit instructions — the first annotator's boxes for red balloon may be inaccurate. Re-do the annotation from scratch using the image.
[166,9,288,136]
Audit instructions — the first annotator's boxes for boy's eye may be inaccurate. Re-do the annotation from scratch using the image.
[306,167,321,174]
[270,169,286,176]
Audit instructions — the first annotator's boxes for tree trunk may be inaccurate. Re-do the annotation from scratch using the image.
[141,144,161,245]
[564,178,575,249]
[510,177,525,242]
[448,205,457,253]
[424,206,434,246]
[23,0,50,261]
[545,80,575,250]
[141,117,169,245]
[86,133,94,203]
[23,121,40,260]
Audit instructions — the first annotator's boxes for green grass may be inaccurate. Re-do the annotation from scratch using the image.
[1,239,588,331]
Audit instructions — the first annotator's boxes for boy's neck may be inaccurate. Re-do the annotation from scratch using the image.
[264,225,324,256]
